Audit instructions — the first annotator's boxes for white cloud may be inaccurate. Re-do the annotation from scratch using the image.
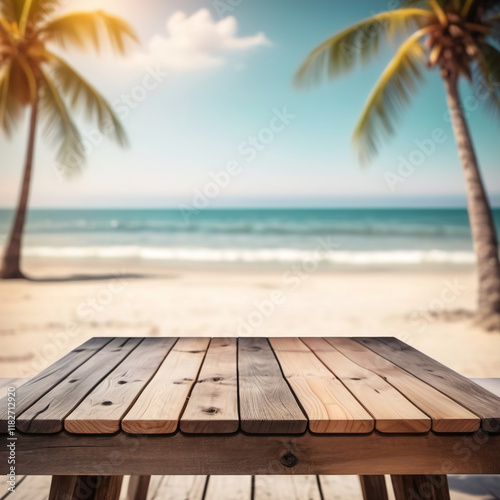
[131,8,270,71]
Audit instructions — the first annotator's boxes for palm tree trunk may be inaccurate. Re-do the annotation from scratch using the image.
[444,74,500,324]
[1,99,38,279]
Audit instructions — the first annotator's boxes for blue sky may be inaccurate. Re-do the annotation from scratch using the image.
[1,0,499,208]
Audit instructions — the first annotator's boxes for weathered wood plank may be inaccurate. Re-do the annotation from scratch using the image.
[48,476,76,500]
[356,337,500,432]
[325,338,480,433]
[204,476,252,500]
[65,338,178,434]
[180,338,239,434]
[147,475,206,500]
[0,338,111,433]
[72,476,123,500]
[391,475,450,500]
[269,337,373,433]
[4,431,499,475]
[16,338,142,433]
[302,338,430,433]
[49,475,123,500]
[126,475,150,500]
[254,476,321,500]
[121,338,210,434]
[359,476,388,500]
[238,337,307,434]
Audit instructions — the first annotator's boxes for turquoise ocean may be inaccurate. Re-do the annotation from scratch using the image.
[1,208,498,269]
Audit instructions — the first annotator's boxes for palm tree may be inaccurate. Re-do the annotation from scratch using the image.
[0,0,138,279]
[295,0,500,329]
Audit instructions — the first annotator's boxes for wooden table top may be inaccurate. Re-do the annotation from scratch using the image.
[2,337,500,436]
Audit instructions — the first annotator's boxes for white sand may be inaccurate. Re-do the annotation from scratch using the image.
[0,261,499,378]
[1,261,499,499]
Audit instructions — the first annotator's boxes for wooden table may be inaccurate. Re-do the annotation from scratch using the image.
[1,337,499,500]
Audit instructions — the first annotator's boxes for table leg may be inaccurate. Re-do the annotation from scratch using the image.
[49,476,78,499]
[359,475,388,500]
[127,475,151,500]
[391,475,450,500]
[49,475,123,500]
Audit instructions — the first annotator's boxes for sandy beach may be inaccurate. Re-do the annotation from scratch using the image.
[1,260,499,379]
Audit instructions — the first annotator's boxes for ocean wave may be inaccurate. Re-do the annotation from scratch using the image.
[20,246,476,265]
[0,219,473,239]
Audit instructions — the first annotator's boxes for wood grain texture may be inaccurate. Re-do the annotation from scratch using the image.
[126,475,150,500]
[5,431,500,475]
[269,337,373,433]
[302,338,431,433]
[49,475,77,500]
[50,475,123,500]
[65,338,178,434]
[359,476,388,500]
[205,476,252,500]
[391,475,450,500]
[238,337,307,434]
[357,337,500,433]
[16,338,142,433]
[254,476,321,500]
[73,475,123,500]
[0,337,110,433]
[180,337,239,434]
[121,338,210,434]
[325,338,480,433]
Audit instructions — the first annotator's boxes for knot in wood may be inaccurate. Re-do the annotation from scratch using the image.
[280,452,297,468]
[202,407,219,414]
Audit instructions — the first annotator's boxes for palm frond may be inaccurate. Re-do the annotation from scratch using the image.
[429,0,448,24]
[21,0,61,33]
[46,51,127,146]
[294,8,433,87]
[39,68,83,175]
[405,0,448,7]
[1,0,59,29]
[16,53,37,102]
[0,0,22,24]
[352,28,430,162]
[39,10,138,55]
[461,0,476,17]
[475,42,500,117]
[0,63,24,136]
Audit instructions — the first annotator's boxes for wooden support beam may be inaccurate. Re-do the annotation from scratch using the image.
[359,475,388,500]
[391,475,450,500]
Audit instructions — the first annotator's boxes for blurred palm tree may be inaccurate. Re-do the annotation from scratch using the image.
[0,0,138,279]
[296,0,500,329]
